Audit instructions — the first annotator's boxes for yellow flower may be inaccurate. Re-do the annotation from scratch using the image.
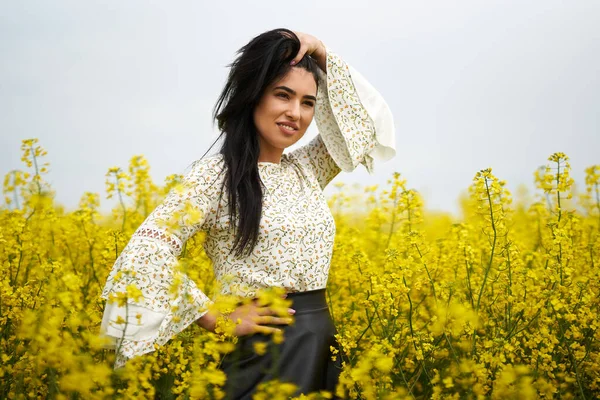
[2,141,597,399]
[253,341,268,356]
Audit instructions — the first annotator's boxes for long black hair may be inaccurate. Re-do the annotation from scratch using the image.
[207,28,321,258]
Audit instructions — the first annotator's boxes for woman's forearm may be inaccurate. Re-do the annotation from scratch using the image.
[196,310,218,333]
[312,40,327,72]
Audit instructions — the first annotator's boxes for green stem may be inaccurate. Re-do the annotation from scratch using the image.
[476,177,498,312]
[30,145,42,196]
[402,276,432,387]
[472,176,498,357]
[116,176,127,232]
[551,305,587,399]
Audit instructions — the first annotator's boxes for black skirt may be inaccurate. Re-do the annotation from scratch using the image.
[219,288,344,399]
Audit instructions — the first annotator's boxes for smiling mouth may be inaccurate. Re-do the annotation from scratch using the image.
[277,123,298,134]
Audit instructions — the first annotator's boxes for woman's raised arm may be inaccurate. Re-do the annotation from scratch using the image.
[289,38,397,189]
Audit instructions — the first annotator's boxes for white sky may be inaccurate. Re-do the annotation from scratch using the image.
[1,0,599,214]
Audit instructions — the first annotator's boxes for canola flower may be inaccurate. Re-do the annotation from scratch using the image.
[1,138,599,399]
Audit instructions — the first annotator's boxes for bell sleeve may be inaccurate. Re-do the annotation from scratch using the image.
[99,157,221,369]
[290,46,396,189]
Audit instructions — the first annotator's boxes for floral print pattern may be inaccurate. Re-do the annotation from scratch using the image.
[100,48,396,368]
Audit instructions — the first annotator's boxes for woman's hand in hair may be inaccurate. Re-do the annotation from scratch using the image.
[289,31,327,71]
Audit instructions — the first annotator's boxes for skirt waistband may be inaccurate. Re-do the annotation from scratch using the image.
[285,288,328,313]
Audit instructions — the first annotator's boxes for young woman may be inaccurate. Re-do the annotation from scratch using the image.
[100,28,396,398]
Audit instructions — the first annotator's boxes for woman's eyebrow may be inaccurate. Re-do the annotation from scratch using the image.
[273,86,317,102]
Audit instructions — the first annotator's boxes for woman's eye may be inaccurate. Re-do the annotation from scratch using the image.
[304,102,315,107]
[276,93,289,99]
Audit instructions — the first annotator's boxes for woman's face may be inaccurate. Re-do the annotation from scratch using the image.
[253,67,318,161]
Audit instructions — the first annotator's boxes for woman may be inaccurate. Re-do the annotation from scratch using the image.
[100,28,396,398]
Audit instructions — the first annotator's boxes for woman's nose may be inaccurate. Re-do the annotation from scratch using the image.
[285,101,301,119]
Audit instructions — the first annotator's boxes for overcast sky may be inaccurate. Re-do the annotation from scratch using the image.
[1,0,598,214]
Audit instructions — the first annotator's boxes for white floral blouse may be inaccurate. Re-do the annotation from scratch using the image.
[100,47,396,368]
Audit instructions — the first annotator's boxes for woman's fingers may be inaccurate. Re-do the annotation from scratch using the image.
[255,306,296,317]
[290,44,308,66]
[252,315,293,326]
[289,30,323,66]
[231,301,296,337]
[253,325,282,335]
[255,306,282,316]
[255,306,272,316]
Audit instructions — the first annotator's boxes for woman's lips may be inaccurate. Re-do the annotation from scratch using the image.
[277,123,298,136]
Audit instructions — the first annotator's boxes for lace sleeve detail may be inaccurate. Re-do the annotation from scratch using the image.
[100,155,225,369]
[132,227,184,256]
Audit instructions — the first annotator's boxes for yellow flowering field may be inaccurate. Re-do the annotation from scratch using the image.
[1,138,599,399]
